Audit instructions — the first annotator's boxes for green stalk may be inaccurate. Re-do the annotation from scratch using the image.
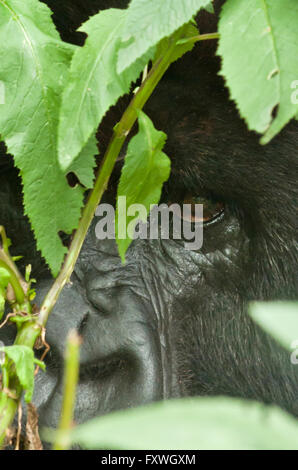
[0,226,11,255]
[38,34,180,327]
[0,260,24,307]
[0,27,220,448]
[0,396,17,448]
[0,241,35,446]
[188,32,219,43]
[0,323,41,447]
[53,330,81,450]
[0,32,179,449]
[0,226,31,311]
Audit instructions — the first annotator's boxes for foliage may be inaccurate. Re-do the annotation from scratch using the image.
[0,0,297,272]
[0,267,10,320]
[70,396,298,450]
[0,0,97,276]
[249,302,298,351]
[58,8,149,171]
[116,0,211,74]
[218,0,298,144]
[0,0,297,451]
[115,111,170,262]
[1,345,44,403]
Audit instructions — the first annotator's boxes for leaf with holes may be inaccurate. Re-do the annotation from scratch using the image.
[58,8,150,170]
[117,0,212,74]
[0,0,97,276]
[218,0,298,144]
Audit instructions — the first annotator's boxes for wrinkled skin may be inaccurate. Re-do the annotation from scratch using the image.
[0,0,298,443]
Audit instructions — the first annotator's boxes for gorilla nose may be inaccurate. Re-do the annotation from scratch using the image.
[85,268,127,315]
[34,266,165,429]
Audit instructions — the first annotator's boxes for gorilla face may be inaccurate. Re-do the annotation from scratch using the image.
[0,0,298,436]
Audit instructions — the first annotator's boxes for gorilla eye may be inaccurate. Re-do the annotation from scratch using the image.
[182,193,225,223]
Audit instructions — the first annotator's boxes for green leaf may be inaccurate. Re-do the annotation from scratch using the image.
[12,256,23,262]
[0,267,10,289]
[68,134,98,188]
[155,23,199,66]
[0,0,96,276]
[71,397,298,450]
[0,290,5,320]
[34,358,46,371]
[115,111,171,262]
[10,315,34,325]
[4,345,44,402]
[117,0,211,74]
[0,266,11,320]
[249,302,298,351]
[204,2,215,14]
[218,0,298,144]
[58,9,149,170]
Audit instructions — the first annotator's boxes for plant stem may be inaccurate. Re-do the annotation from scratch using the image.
[38,34,180,327]
[0,25,220,447]
[198,32,220,41]
[0,226,11,255]
[177,32,219,47]
[0,30,179,450]
[0,226,31,311]
[0,395,17,448]
[0,259,25,307]
[0,323,41,446]
[53,330,81,450]
[189,32,220,43]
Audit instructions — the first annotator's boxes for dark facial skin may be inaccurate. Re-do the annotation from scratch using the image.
[0,0,298,443]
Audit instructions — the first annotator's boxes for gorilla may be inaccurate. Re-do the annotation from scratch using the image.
[0,0,298,444]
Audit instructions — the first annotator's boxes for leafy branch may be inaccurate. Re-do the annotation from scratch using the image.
[39,26,186,326]
[53,330,81,450]
[0,0,297,450]
[0,10,210,446]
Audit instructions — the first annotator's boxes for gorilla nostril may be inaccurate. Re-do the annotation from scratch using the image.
[88,287,118,316]
[86,271,122,315]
